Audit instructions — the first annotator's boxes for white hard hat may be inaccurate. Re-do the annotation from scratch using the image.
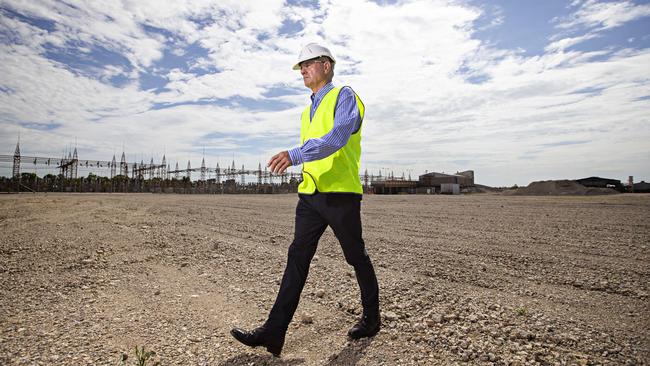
[292,43,335,70]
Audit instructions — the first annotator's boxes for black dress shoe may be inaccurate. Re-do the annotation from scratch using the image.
[347,313,381,339]
[230,326,285,357]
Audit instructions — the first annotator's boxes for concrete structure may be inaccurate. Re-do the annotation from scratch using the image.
[440,183,460,195]
[371,179,417,194]
[628,176,634,192]
[418,170,474,193]
[372,170,476,194]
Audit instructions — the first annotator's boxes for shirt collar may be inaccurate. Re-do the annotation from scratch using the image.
[310,82,334,103]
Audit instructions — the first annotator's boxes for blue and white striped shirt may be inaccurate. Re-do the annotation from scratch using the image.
[288,82,361,166]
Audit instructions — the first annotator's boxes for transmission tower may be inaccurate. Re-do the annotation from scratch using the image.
[12,140,20,178]
[110,155,116,178]
[161,154,166,179]
[120,152,127,176]
[65,151,73,178]
[142,157,153,179]
[200,157,206,181]
[71,147,78,179]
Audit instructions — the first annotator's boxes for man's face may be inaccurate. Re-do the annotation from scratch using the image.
[300,57,330,91]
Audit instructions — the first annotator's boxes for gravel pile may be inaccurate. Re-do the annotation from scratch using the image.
[506,180,619,196]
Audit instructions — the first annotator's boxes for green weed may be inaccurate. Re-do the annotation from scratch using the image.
[117,345,159,366]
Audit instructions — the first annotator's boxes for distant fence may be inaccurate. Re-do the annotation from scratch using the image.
[0,174,301,194]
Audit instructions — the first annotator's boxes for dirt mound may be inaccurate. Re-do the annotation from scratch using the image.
[470,184,501,193]
[507,180,619,196]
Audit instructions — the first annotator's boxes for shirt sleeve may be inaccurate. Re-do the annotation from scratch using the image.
[288,87,361,165]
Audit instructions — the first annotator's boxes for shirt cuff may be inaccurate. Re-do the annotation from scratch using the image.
[288,147,303,166]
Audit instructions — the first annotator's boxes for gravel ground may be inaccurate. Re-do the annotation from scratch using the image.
[0,193,648,365]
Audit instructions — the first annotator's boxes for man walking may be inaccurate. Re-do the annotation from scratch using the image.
[230,43,380,357]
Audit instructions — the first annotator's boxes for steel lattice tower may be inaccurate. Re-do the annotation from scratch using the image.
[110,155,116,178]
[200,157,206,181]
[12,141,20,178]
[161,155,166,179]
[65,151,72,178]
[120,152,127,176]
[71,148,78,179]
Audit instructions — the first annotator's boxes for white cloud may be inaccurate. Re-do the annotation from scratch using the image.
[545,33,599,53]
[556,0,650,31]
[1,0,649,185]
[0,42,154,131]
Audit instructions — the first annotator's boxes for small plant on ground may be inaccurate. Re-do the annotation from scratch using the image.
[134,345,157,366]
[116,345,159,366]
[515,306,528,316]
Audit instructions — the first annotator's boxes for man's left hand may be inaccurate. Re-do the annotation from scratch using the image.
[268,151,292,174]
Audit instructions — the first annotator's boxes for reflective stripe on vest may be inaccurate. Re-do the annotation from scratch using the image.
[298,86,365,194]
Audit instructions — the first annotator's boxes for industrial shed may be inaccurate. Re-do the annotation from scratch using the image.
[633,181,650,193]
[418,170,474,194]
[371,170,476,194]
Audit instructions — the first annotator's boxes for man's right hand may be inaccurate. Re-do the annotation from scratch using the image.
[268,151,292,175]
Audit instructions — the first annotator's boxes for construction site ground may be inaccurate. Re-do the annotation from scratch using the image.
[0,193,648,365]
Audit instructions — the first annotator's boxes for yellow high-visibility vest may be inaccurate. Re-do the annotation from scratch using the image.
[298,86,365,194]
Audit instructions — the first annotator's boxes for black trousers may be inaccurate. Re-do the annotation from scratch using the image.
[265,192,379,333]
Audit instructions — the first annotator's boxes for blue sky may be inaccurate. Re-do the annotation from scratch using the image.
[1,0,649,186]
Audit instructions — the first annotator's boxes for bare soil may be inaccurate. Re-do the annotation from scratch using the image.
[0,193,648,365]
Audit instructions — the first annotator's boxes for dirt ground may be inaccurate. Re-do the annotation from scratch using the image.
[0,193,648,366]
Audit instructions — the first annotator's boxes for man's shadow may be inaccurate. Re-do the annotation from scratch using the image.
[217,353,305,366]
[218,338,373,366]
[323,338,373,366]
